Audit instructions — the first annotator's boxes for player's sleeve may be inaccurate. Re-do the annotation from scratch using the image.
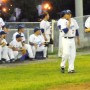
[40,22,46,33]
[22,33,26,41]
[61,20,69,34]
[29,35,34,43]
[73,18,79,29]
[57,20,61,30]
[2,39,7,44]
[85,17,90,28]
[0,18,5,26]
[76,29,79,36]
[12,33,16,41]
[10,41,14,46]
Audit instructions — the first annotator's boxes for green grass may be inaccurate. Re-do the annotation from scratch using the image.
[0,55,90,90]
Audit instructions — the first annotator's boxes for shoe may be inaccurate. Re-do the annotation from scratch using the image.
[10,59,15,63]
[0,60,3,64]
[68,70,75,73]
[42,57,47,60]
[61,67,65,73]
[5,60,11,64]
[1,58,6,63]
[29,58,34,61]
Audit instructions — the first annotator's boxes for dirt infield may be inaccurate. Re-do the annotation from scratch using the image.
[48,83,90,90]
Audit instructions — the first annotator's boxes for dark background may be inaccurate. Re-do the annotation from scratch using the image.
[1,0,90,21]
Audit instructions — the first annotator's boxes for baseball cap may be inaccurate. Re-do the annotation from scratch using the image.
[59,10,67,17]
[66,10,72,14]
[34,27,41,33]
[16,34,23,38]
[0,31,7,35]
[18,24,25,29]
[2,24,10,29]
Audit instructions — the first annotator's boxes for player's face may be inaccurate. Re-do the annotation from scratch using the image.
[1,34,6,38]
[18,37,22,42]
[3,27,9,33]
[21,28,24,33]
[37,30,41,35]
[64,14,70,19]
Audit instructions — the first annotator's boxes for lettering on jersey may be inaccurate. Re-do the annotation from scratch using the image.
[70,25,74,29]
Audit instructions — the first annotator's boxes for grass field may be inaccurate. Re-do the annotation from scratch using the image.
[0,54,90,90]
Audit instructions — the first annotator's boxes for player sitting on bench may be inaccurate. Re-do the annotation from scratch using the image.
[29,27,47,59]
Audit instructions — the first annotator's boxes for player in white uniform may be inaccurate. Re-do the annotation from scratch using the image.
[60,10,80,73]
[29,27,47,59]
[10,34,27,60]
[85,17,90,32]
[0,17,5,30]
[40,12,51,43]
[0,31,15,63]
[12,24,34,59]
[57,11,66,57]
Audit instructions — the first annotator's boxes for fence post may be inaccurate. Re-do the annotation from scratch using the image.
[27,28,30,44]
[51,20,55,53]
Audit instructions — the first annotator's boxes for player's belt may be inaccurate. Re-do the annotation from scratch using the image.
[64,37,74,39]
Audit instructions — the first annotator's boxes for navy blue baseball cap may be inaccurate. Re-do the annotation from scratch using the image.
[0,31,7,35]
[34,27,41,33]
[66,10,72,14]
[60,10,67,17]
[16,34,23,38]
[18,24,25,29]
[2,24,10,29]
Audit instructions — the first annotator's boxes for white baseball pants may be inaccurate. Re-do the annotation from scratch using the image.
[60,37,76,71]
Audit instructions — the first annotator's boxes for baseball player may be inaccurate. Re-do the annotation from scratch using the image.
[10,34,27,60]
[60,10,80,73]
[0,31,15,63]
[29,27,47,59]
[40,12,51,43]
[85,16,90,32]
[57,11,66,58]
[12,24,34,59]
[0,17,5,30]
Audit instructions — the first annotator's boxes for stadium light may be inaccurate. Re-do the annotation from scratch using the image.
[1,0,8,3]
[2,7,7,12]
[43,3,51,10]
[10,4,12,7]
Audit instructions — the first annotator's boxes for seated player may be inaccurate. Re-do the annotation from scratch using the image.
[0,31,14,63]
[10,34,27,61]
[29,27,47,59]
[12,24,34,60]
[85,17,90,32]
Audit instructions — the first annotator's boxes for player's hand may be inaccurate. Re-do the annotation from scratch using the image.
[85,29,90,32]
[68,18,71,28]
[77,39,80,45]
[8,45,13,49]
[34,44,37,49]
[21,48,27,55]
[45,37,48,41]
[41,42,45,46]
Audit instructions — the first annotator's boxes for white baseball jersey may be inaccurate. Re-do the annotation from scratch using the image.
[40,20,51,35]
[1,39,7,44]
[10,40,22,49]
[0,18,5,30]
[57,18,66,30]
[60,18,79,37]
[29,34,45,47]
[12,32,26,41]
[85,17,90,28]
